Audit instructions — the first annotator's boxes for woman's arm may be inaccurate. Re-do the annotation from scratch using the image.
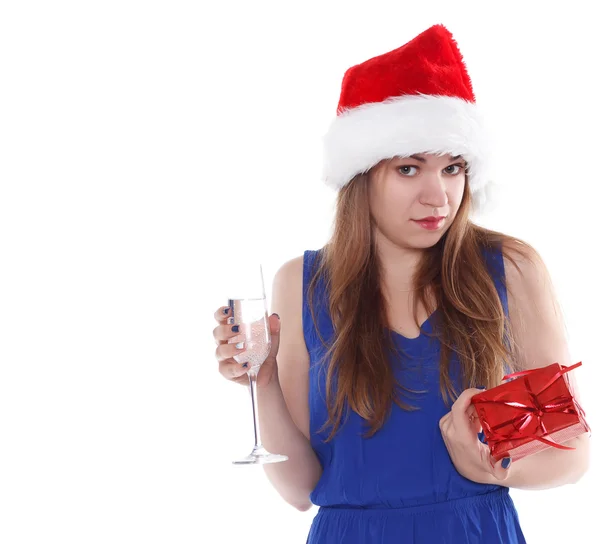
[258,256,322,510]
[489,240,590,490]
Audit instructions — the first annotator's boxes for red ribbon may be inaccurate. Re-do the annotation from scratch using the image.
[472,362,585,456]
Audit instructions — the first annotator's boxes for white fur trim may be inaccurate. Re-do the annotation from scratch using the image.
[322,95,494,214]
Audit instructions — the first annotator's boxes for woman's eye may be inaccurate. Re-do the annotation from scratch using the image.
[398,166,418,176]
[445,164,464,175]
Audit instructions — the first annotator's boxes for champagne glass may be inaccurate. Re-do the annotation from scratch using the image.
[227,264,288,465]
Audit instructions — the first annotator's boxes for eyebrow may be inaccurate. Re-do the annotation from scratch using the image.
[408,154,464,163]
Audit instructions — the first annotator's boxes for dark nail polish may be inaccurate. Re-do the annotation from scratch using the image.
[478,431,487,444]
[501,457,511,469]
[242,363,248,368]
[476,386,486,390]
[232,325,239,333]
[223,307,230,315]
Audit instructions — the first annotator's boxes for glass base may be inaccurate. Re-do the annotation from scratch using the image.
[232,445,288,465]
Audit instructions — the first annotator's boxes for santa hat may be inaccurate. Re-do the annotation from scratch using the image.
[322,24,497,214]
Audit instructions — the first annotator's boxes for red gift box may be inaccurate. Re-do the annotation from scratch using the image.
[471,362,591,462]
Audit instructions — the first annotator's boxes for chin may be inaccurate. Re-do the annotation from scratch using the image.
[412,239,442,249]
[393,237,441,250]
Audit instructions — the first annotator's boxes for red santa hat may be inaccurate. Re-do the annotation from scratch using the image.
[322,24,496,214]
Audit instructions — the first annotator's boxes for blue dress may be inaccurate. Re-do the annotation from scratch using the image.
[302,245,527,543]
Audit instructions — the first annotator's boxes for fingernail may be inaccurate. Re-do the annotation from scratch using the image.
[501,457,511,469]
[231,325,239,333]
[242,363,248,368]
[273,313,280,320]
[235,342,244,349]
[478,431,487,444]
[223,308,230,315]
[476,386,486,390]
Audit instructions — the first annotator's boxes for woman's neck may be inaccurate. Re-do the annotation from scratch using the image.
[375,232,424,292]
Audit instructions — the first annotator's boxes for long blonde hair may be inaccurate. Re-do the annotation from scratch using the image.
[309,172,533,441]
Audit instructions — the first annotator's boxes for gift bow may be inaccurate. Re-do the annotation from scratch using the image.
[472,362,586,454]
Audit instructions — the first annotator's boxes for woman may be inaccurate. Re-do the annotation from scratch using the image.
[212,25,590,543]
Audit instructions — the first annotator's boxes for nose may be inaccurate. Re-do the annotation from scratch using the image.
[419,172,448,208]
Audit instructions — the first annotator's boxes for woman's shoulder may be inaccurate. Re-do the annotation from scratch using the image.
[271,255,305,346]
[499,237,546,285]
[273,254,304,287]
[273,249,325,284]
[497,238,572,375]
[498,237,559,332]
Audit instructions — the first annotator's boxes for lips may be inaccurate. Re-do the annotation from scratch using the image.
[412,216,445,230]
[415,216,445,222]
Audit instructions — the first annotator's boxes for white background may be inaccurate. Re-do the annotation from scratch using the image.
[1,1,598,542]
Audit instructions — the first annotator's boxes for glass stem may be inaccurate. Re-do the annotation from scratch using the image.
[248,369,263,450]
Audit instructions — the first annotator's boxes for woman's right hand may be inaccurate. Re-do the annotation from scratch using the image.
[212,307,281,387]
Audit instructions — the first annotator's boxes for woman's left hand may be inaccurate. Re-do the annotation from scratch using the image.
[439,388,512,484]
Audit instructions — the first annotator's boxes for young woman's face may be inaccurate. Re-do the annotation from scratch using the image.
[367,153,467,248]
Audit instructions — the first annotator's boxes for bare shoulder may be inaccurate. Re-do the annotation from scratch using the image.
[271,255,305,323]
[501,238,547,286]
[501,237,555,322]
[501,238,572,370]
[501,238,561,320]
[271,254,311,439]
[272,255,304,291]
[271,254,305,342]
